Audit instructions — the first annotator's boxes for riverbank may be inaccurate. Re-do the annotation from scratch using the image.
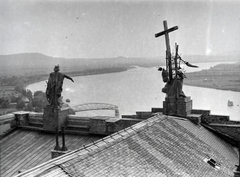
[184,62,240,92]
[0,67,129,90]
[2,62,240,94]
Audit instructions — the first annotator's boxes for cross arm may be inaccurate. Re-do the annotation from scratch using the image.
[155,26,178,38]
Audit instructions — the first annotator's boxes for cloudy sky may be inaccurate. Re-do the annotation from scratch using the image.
[0,0,240,58]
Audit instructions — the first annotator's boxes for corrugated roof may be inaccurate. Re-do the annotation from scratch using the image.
[13,114,238,177]
[0,129,103,177]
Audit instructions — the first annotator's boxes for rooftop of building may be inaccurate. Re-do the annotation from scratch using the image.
[0,128,103,177]
[12,114,238,177]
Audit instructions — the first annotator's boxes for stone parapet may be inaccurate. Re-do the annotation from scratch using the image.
[206,123,240,141]
[14,111,30,126]
[0,113,15,136]
[88,116,142,135]
[68,115,90,126]
[0,113,15,125]
[106,118,142,134]
[136,111,152,119]
[207,114,230,123]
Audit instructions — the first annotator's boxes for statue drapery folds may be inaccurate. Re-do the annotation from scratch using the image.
[46,65,74,107]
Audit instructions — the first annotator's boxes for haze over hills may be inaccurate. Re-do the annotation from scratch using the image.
[0,53,161,76]
[0,52,239,76]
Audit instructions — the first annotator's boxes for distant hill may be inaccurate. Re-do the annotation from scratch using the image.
[0,52,239,76]
[0,53,161,76]
[182,53,240,63]
[0,53,63,76]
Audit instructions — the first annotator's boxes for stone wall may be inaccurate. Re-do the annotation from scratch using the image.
[1,108,239,138]
[207,124,240,141]
[0,113,15,136]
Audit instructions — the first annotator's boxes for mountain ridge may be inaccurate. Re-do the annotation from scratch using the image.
[1,52,239,76]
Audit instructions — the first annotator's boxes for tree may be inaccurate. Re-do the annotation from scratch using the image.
[25,102,33,111]
[15,84,25,94]
[34,90,45,98]
[1,98,10,108]
[32,90,48,112]
[22,89,27,97]
[16,99,25,110]
[0,98,3,106]
[26,89,33,102]
[10,95,18,103]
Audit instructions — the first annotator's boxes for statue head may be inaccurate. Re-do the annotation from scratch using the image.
[54,65,60,72]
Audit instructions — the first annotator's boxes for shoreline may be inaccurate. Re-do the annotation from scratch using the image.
[28,67,129,86]
[184,62,240,92]
[27,64,240,93]
[3,62,240,94]
[184,82,240,93]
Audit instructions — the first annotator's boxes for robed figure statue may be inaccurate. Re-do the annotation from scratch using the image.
[46,65,74,106]
[161,67,186,98]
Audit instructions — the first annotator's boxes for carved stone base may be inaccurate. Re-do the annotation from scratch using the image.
[43,105,74,131]
[163,96,192,117]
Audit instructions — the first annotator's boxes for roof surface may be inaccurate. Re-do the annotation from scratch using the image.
[0,129,103,177]
[14,114,238,177]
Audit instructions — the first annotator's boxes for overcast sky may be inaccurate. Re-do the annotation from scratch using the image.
[0,0,240,58]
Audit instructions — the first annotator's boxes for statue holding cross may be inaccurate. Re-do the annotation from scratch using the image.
[155,20,178,83]
[155,20,197,116]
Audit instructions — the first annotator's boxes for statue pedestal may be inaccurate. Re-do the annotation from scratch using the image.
[43,105,73,131]
[163,96,192,117]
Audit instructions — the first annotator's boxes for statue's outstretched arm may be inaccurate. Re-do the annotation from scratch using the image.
[65,75,74,82]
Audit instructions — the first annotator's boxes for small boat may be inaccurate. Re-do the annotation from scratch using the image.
[228,100,233,106]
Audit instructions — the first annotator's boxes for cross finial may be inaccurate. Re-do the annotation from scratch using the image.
[155,20,178,56]
[155,20,178,81]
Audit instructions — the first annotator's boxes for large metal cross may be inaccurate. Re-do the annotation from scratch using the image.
[155,20,178,82]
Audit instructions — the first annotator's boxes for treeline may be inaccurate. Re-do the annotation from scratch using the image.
[0,66,134,114]
[0,84,48,112]
[0,74,47,87]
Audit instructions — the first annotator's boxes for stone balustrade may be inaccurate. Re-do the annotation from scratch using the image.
[0,108,239,140]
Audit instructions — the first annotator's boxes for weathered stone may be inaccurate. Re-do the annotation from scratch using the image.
[163,101,176,115]
[14,111,30,126]
[177,98,192,117]
[136,111,152,119]
[163,97,192,117]
[89,117,109,134]
[43,105,73,131]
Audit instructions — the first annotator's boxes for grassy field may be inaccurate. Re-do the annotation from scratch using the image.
[184,62,240,92]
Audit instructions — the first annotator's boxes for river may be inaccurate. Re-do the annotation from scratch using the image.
[27,61,240,121]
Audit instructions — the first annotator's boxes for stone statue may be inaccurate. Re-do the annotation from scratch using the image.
[46,65,74,106]
[155,20,198,116]
[161,68,186,98]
